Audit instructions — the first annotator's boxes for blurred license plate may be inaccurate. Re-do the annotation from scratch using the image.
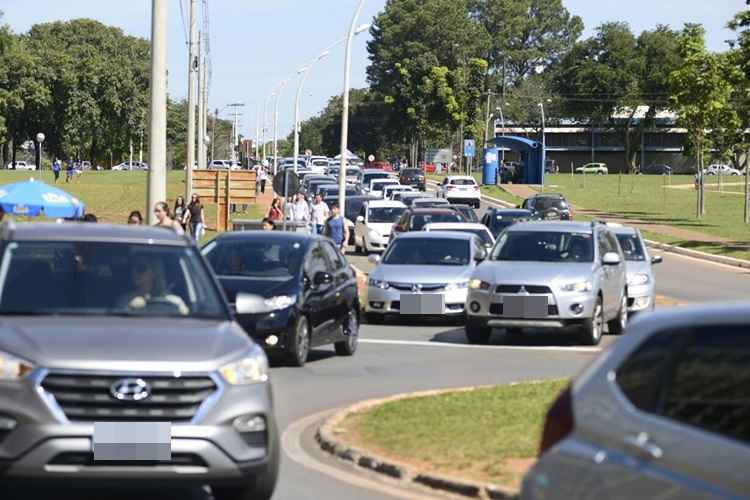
[93,422,171,461]
[504,296,547,318]
[400,294,444,315]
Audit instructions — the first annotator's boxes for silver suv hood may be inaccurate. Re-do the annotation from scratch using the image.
[474,260,596,286]
[0,316,251,372]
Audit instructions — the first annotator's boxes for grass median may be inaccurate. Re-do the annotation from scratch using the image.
[337,379,567,489]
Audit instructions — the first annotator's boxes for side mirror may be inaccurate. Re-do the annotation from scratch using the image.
[602,252,621,266]
[313,271,333,286]
[651,255,663,265]
[356,215,365,223]
[475,247,488,262]
[368,254,381,265]
[235,293,269,315]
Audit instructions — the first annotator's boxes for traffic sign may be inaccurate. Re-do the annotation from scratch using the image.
[368,154,375,162]
[463,139,476,158]
[273,169,300,198]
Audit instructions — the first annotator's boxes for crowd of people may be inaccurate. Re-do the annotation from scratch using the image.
[263,193,348,252]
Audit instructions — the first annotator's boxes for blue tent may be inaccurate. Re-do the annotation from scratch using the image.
[0,178,86,218]
[491,136,545,185]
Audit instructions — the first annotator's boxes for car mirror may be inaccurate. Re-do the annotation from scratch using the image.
[235,293,270,315]
[356,215,365,223]
[368,254,381,265]
[651,255,663,265]
[313,271,333,286]
[475,247,488,262]
[602,252,621,266]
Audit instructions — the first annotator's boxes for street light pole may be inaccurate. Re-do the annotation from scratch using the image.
[539,101,548,189]
[339,0,366,221]
[273,81,287,176]
[35,133,45,171]
[498,104,506,165]
[185,0,198,198]
[147,0,168,224]
[293,67,312,175]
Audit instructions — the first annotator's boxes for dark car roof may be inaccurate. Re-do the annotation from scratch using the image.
[1,222,190,246]
[407,208,461,215]
[487,208,532,216]
[529,193,565,199]
[214,230,317,246]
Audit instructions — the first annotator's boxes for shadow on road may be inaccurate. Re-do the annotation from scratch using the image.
[3,484,212,500]
[430,327,595,347]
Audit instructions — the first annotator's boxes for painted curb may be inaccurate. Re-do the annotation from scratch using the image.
[316,385,521,500]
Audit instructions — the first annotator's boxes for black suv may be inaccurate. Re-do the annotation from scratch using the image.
[203,231,359,367]
[399,168,426,191]
[481,208,532,237]
[519,193,572,221]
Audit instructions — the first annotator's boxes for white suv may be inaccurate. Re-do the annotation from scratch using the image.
[6,161,34,170]
[705,164,741,176]
[437,176,481,208]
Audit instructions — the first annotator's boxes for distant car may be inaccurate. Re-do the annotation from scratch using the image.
[359,169,391,192]
[397,192,431,207]
[705,163,741,176]
[208,160,232,170]
[522,304,750,500]
[447,204,479,223]
[316,183,360,199]
[412,197,450,209]
[390,207,466,238]
[368,160,392,172]
[383,184,414,200]
[5,161,34,170]
[436,175,481,208]
[607,223,662,314]
[354,199,406,254]
[423,222,495,249]
[641,163,673,175]
[112,160,148,171]
[481,208,532,238]
[520,193,573,221]
[302,175,336,191]
[368,178,400,198]
[306,179,341,199]
[399,168,427,191]
[575,163,608,175]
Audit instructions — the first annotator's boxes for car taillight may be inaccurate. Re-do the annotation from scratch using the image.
[473,185,479,191]
[539,385,574,457]
[447,186,456,190]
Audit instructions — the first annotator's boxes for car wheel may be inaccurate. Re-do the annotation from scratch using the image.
[580,297,604,346]
[597,171,605,175]
[607,293,628,335]
[465,318,492,344]
[335,309,359,356]
[287,316,310,367]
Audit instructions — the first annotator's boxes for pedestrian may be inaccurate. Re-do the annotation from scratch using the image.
[173,196,187,231]
[291,192,310,231]
[74,160,83,182]
[323,201,349,253]
[267,197,283,222]
[310,193,329,235]
[261,217,276,230]
[127,210,143,225]
[184,194,205,242]
[153,202,184,234]
[52,158,61,183]
[65,160,74,183]
[256,164,267,194]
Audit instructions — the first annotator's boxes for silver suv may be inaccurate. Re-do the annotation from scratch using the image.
[0,223,278,500]
[466,221,628,345]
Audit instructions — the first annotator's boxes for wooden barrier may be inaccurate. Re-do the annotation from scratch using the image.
[191,169,256,232]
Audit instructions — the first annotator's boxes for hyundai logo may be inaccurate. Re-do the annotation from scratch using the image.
[110,378,151,402]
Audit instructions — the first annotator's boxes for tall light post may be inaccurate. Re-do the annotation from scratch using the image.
[539,99,551,188]
[273,80,288,176]
[147,0,168,224]
[262,94,272,164]
[35,133,45,171]
[497,103,507,165]
[185,0,198,199]
[226,102,245,164]
[339,0,367,220]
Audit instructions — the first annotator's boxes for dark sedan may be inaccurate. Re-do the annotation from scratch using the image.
[202,231,359,367]
[399,168,426,191]
[520,193,572,221]
[480,208,532,238]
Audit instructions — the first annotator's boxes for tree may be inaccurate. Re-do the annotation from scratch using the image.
[728,0,750,223]
[469,0,583,88]
[669,24,735,217]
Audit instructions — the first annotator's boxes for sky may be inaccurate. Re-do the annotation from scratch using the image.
[0,0,743,142]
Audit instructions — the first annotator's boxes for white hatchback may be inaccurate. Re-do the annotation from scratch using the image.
[436,176,481,208]
[354,200,406,254]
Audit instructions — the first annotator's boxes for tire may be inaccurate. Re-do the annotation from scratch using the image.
[287,316,310,367]
[607,293,628,335]
[465,319,492,344]
[580,297,604,346]
[505,327,523,339]
[335,309,359,356]
[365,312,383,324]
[597,171,605,176]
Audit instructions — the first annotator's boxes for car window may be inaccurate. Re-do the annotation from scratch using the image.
[616,234,645,261]
[303,244,329,279]
[368,206,405,223]
[383,238,470,266]
[598,231,615,256]
[203,239,306,279]
[320,241,346,271]
[409,212,463,230]
[492,231,594,262]
[534,197,567,211]
[450,178,476,186]
[448,228,493,246]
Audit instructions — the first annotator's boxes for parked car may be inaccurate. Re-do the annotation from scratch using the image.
[365,232,487,322]
[575,163,609,175]
[368,178,400,198]
[607,223,662,314]
[436,175,482,208]
[0,221,279,500]
[423,222,495,249]
[208,160,233,170]
[641,163,673,175]
[705,163,741,176]
[5,161,34,170]
[203,231,359,367]
[112,160,148,171]
[390,207,466,238]
[465,221,628,345]
[399,168,427,191]
[447,204,479,223]
[354,200,406,254]
[481,208,533,238]
[522,304,750,500]
[383,184,414,200]
[520,193,573,221]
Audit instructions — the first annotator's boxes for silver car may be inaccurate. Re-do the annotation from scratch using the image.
[523,303,750,500]
[465,221,628,345]
[365,232,488,322]
[609,224,663,314]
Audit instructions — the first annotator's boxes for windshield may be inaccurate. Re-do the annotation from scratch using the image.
[363,173,389,185]
[346,169,360,176]
[492,231,594,262]
[383,238,470,266]
[368,206,405,223]
[203,239,306,279]
[450,179,476,186]
[445,228,493,245]
[616,234,645,261]
[535,198,568,211]
[0,242,226,319]
[371,180,398,190]
[410,212,464,230]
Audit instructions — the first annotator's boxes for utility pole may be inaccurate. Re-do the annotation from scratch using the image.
[197,32,207,170]
[262,95,271,164]
[256,104,261,162]
[147,0,167,225]
[185,0,198,198]
[199,50,208,167]
[212,108,218,161]
[273,84,286,176]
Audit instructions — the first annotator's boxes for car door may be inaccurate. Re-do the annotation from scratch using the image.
[320,241,354,342]
[595,325,750,499]
[355,204,367,247]
[302,244,335,337]
[596,230,617,318]
[605,230,627,301]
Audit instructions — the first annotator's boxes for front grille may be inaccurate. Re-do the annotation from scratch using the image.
[489,304,559,316]
[389,282,446,292]
[48,452,208,467]
[41,373,217,422]
[495,285,552,294]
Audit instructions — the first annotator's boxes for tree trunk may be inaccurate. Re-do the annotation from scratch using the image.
[11,138,17,170]
[695,142,701,219]
[745,149,749,224]
[623,108,638,174]
[699,144,705,218]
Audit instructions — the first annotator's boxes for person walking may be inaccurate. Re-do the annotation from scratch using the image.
[184,194,205,242]
[173,196,187,231]
[291,192,310,232]
[65,160,74,183]
[52,159,61,183]
[256,164,267,194]
[153,202,184,234]
[310,193,329,235]
[324,201,349,253]
[267,197,283,222]
[127,210,143,225]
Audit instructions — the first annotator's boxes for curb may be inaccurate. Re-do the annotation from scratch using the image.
[316,386,521,500]
[643,239,750,269]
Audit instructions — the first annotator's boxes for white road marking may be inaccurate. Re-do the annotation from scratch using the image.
[360,338,601,353]
[281,408,437,500]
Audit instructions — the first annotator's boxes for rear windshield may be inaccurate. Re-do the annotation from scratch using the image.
[450,178,476,186]
[447,228,493,245]
[410,212,464,230]
[369,206,406,223]
[401,169,422,177]
[535,197,568,210]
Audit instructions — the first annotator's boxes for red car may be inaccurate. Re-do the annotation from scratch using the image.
[367,160,393,172]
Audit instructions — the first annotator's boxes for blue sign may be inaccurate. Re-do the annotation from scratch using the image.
[463,139,476,158]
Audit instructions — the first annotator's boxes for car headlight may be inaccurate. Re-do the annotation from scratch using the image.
[368,278,390,289]
[264,295,296,311]
[468,279,491,291]
[219,345,269,385]
[627,273,650,286]
[560,280,593,292]
[0,350,35,381]
[445,281,469,291]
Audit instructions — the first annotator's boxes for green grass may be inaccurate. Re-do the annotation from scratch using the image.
[341,379,567,487]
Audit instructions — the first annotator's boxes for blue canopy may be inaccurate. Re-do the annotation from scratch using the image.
[0,178,86,218]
